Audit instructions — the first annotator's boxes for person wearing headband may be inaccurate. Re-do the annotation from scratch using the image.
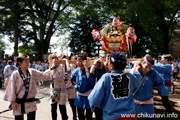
[153,54,172,114]
[4,54,58,120]
[88,52,142,120]
[130,54,169,119]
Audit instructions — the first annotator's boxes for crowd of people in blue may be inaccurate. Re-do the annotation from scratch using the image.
[0,52,180,120]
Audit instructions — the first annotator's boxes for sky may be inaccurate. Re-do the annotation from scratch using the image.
[3,36,70,57]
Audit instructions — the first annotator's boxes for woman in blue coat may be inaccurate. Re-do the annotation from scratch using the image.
[131,54,169,120]
[153,54,172,114]
[71,53,95,120]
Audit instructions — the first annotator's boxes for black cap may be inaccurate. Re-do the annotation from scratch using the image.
[110,52,127,65]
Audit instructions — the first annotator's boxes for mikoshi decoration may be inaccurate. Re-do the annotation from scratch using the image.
[92,29,100,40]
[126,26,137,57]
[92,17,137,57]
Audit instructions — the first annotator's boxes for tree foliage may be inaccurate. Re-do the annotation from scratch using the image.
[0,37,9,52]
[0,0,83,59]
[68,2,108,56]
[98,0,180,57]
[0,0,180,58]
[0,0,27,56]
[18,44,36,55]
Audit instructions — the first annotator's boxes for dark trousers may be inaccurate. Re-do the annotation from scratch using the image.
[68,99,77,120]
[161,96,172,113]
[15,111,36,120]
[174,72,178,80]
[0,77,2,88]
[95,107,103,120]
[77,107,92,120]
[51,102,68,120]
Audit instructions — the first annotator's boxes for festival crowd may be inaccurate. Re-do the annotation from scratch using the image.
[0,52,180,120]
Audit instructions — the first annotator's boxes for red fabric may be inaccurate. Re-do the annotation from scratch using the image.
[112,118,137,120]
[121,35,127,52]
[101,36,108,51]
[92,29,100,40]
[101,43,108,51]
[131,38,135,42]
[111,114,137,120]
[165,81,172,87]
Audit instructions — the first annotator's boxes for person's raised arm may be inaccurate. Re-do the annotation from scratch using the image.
[65,58,70,70]
[130,59,142,73]
[52,59,59,76]
[90,58,103,74]
[33,59,59,82]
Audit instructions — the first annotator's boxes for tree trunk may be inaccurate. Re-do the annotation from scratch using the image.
[13,28,19,56]
[13,0,19,57]
[35,39,50,60]
[161,28,170,54]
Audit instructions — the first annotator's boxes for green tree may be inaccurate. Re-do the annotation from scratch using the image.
[0,0,26,56]
[0,35,9,60]
[95,0,180,57]
[18,44,36,55]
[127,0,180,56]
[53,36,69,53]
[68,3,107,56]
[21,0,83,59]
[1,0,83,60]
[0,37,9,52]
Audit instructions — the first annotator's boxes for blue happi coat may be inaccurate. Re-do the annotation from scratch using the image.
[88,70,142,120]
[133,68,168,118]
[71,67,95,109]
[153,64,172,96]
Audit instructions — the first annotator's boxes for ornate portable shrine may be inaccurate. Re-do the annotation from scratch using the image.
[92,17,137,57]
[56,17,138,67]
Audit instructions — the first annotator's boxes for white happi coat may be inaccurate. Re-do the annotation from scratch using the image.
[50,64,67,104]
[4,68,52,116]
[65,66,76,99]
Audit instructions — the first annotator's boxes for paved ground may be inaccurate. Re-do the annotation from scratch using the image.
[0,81,180,120]
[0,81,76,120]
[153,80,180,120]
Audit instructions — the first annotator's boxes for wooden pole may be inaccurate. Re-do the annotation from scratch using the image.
[57,58,137,68]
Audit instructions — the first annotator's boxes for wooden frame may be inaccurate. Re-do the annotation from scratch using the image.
[57,58,137,67]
